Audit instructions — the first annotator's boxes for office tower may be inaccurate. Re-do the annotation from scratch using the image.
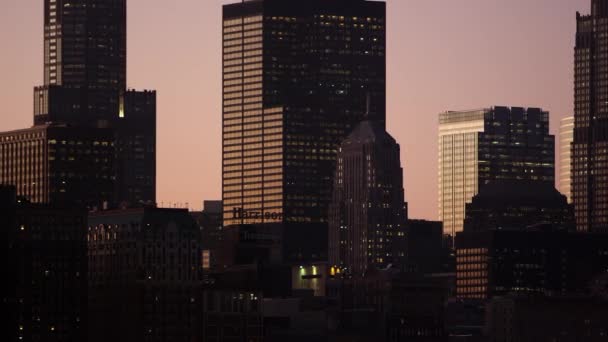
[0,125,115,208]
[192,200,223,270]
[114,90,157,206]
[1,0,156,208]
[438,107,555,238]
[455,230,608,299]
[328,115,406,275]
[573,2,608,232]
[222,0,386,228]
[403,220,444,275]
[464,180,574,233]
[559,117,574,203]
[87,208,202,342]
[2,185,88,342]
[35,0,126,126]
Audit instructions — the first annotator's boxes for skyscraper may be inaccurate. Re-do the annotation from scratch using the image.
[559,116,574,203]
[438,107,555,238]
[1,0,156,208]
[573,2,608,232]
[328,115,406,275]
[222,0,386,229]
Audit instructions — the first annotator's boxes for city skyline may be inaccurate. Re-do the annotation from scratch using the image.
[0,0,589,220]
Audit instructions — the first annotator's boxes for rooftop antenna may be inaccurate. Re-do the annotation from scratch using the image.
[365,92,371,119]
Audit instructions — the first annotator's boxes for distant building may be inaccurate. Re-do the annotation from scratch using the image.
[403,220,444,275]
[2,185,88,342]
[455,230,608,299]
[87,207,202,342]
[486,294,608,341]
[0,125,115,209]
[192,201,224,271]
[463,180,574,233]
[558,116,574,203]
[221,0,387,233]
[573,3,608,232]
[329,116,407,275]
[438,107,555,238]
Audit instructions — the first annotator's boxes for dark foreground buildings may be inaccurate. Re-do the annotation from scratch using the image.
[221,0,386,230]
[87,207,202,342]
[2,186,88,342]
[328,115,407,275]
[574,0,608,232]
[0,0,156,209]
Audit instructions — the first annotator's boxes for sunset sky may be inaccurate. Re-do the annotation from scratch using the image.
[0,0,589,220]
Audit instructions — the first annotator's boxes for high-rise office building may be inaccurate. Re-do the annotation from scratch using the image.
[328,116,406,275]
[222,0,386,228]
[0,125,115,208]
[438,107,555,238]
[35,0,126,126]
[559,116,574,203]
[573,2,608,232]
[1,0,156,208]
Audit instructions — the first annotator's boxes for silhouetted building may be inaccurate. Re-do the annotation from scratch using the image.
[35,0,126,126]
[2,185,88,342]
[559,116,574,203]
[0,125,115,209]
[1,0,156,208]
[221,0,386,231]
[573,3,608,232]
[438,107,555,238]
[87,208,202,342]
[463,180,574,233]
[113,90,157,206]
[329,117,407,275]
[403,220,444,275]
[328,270,447,342]
[455,230,608,299]
[192,201,224,271]
[486,294,608,341]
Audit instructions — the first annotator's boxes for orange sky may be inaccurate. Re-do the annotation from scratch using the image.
[0,0,588,219]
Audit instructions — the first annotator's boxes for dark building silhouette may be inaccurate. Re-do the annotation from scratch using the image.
[463,180,574,233]
[222,0,386,231]
[1,0,156,209]
[2,185,88,342]
[35,0,126,126]
[87,208,202,342]
[0,125,115,209]
[439,107,555,238]
[573,1,608,232]
[486,295,608,341]
[455,230,608,299]
[328,115,406,275]
[192,201,224,271]
[403,220,444,275]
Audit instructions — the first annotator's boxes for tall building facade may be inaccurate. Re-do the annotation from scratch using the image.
[328,117,406,275]
[438,107,555,238]
[222,0,386,228]
[573,2,608,232]
[559,116,574,203]
[1,0,156,209]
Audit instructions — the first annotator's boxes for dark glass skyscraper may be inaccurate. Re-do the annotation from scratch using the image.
[328,116,406,275]
[1,0,156,208]
[222,0,386,229]
[36,0,126,126]
[573,1,608,232]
